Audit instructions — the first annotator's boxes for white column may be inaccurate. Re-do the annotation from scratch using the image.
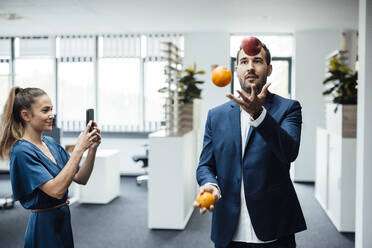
[183,32,230,154]
[355,0,372,247]
[293,29,342,182]
[183,32,230,129]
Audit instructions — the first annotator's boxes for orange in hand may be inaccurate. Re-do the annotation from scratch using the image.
[196,191,215,209]
[212,66,232,87]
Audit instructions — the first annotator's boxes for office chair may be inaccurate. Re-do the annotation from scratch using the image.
[132,144,149,186]
[0,115,14,210]
[0,196,14,210]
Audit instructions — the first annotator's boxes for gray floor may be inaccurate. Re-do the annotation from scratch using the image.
[0,174,354,248]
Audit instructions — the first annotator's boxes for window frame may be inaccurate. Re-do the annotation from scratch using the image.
[230,56,292,98]
[0,59,11,113]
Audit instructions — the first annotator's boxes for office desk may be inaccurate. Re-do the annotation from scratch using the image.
[0,160,9,172]
[77,149,120,204]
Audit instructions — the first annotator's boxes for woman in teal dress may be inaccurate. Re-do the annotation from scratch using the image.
[0,87,101,248]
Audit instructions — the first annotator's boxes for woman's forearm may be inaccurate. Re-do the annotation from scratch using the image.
[39,147,84,199]
[73,148,97,185]
[39,124,99,199]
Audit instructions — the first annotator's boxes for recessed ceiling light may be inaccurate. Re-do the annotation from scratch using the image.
[0,13,24,21]
[258,15,272,21]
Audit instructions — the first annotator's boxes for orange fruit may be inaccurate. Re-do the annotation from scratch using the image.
[212,66,232,87]
[196,191,215,208]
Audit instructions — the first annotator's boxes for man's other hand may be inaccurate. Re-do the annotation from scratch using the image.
[193,184,221,214]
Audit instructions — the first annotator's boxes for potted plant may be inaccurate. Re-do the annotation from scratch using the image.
[323,55,358,138]
[323,56,358,112]
[159,63,205,133]
[178,63,205,104]
[177,63,205,132]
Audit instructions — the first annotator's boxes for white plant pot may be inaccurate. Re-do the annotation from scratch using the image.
[326,103,357,138]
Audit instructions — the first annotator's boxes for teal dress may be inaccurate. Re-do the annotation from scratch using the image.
[9,136,75,248]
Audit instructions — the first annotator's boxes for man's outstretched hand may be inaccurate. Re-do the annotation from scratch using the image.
[226,83,271,116]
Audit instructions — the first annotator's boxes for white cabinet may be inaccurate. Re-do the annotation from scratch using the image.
[315,128,329,209]
[76,149,120,204]
[0,160,9,172]
[327,134,342,227]
[148,130,197,230]
[315,127,356,232]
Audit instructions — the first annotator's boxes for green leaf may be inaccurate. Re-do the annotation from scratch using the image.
[158,87,168,93]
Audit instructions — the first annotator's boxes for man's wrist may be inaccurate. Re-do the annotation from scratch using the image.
[251,107,263,120]
[249,107,267,127]
[204,183,222,199]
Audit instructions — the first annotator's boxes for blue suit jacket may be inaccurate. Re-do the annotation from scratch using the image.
[196,92,307,247]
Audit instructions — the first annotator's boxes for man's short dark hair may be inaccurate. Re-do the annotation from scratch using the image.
[236,43,271,65]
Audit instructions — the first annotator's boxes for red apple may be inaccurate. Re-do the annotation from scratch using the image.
[241,37,262,56]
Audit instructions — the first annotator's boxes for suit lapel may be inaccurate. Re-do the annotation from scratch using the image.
[228,101,242,160]
[263,91,274,113]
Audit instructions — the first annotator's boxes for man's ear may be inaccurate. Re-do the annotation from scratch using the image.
[20,109,31,123]
[267,64,273,76]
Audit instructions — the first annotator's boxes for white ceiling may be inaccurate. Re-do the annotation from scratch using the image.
[0,0,359,36]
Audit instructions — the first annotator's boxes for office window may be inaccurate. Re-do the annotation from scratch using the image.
[58,61,94,129]
[14,58,55,104]
[56,35,95,130]
[0,62,10,115]
[13,37,56,103]
[98,58,141,130]
[230,35,293,98]
[270,60,290,98]
[144,61,166,127]
[144,34,183,130]
[0,34,183,133]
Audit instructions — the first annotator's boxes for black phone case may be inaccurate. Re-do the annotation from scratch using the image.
[86,109,94,132]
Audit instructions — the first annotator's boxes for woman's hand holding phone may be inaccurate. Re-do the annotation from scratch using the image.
[75,121,99,152]
[89,121,101,150]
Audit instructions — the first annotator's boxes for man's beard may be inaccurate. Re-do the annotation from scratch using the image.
[239,77,267,95]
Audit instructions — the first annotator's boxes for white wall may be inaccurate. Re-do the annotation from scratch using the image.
[183,32,230,155]
[293,29,342,182]
[355,0,372,246]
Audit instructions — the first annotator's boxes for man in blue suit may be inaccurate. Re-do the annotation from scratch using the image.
[194,42,307,248]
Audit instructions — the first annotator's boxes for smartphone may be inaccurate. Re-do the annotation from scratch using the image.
[86,109,94,132]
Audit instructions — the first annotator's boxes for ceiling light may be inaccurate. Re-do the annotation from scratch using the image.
[0,13,24,21]
[258,15,272,21]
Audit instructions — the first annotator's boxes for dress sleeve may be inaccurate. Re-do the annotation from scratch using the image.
[9,146,53,201]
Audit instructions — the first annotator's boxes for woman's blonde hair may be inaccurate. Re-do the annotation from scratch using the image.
[0,87,46,160]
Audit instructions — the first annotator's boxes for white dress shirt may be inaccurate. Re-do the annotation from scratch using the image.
[231,107,276,244]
